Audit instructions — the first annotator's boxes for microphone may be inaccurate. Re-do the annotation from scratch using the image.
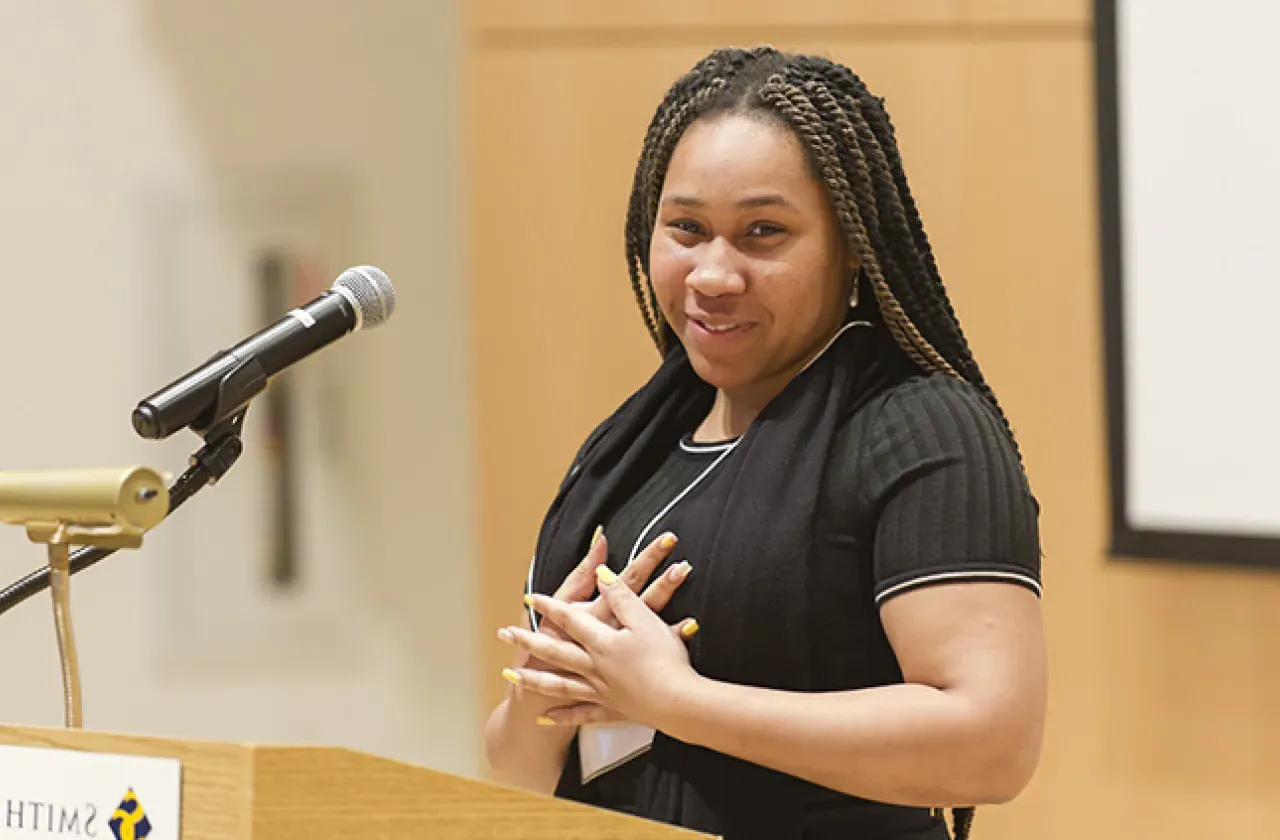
[132,265,396,440]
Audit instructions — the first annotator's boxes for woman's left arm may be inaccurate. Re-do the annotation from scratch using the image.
[507,381,1048,808]
[511,575,1046,809]
[660,580,1046,807]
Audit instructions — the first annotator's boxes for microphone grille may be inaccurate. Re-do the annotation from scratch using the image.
[333,265,396,329]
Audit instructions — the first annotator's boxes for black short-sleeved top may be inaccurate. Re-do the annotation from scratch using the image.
[554,372,1041,838]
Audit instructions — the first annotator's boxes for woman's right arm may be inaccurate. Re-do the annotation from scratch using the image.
[483,532,691,793]
[483,611,580,792]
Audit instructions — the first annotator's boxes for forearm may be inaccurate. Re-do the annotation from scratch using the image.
[660,677,1038,807]
[483,687,577,794]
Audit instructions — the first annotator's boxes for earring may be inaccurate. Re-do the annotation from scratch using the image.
[849,270,860,309]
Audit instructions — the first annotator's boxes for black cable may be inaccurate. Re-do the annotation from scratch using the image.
[0,412,246,619]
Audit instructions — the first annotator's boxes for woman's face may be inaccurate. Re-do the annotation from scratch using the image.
[649,113,852,400]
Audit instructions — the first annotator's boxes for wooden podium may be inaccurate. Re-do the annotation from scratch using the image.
[0,725,708,839]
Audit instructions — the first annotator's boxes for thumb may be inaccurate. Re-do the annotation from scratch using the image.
[672,618,700,642]
[596,564,651,628]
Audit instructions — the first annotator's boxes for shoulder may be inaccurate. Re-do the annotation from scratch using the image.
[833,373,1034,504]
[860,374,1021,463]
[876,373,1006,434]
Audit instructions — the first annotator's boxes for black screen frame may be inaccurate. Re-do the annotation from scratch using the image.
[1095,0,1280,569]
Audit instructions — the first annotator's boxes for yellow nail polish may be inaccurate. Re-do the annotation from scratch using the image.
[596,565,618,586]
[591,524,604,548]
[660,533,678,550]
[680,620,700,638]
[523,594,535,608]
[502,668,522,686]
[535,716,556,727]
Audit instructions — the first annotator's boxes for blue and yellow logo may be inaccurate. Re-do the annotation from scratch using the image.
[108,789,152,840]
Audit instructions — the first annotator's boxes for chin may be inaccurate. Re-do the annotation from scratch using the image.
[683,349,759,392]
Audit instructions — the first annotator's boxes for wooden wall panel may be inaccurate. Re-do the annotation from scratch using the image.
[469,0,1088,32]
[466,15,1280,840]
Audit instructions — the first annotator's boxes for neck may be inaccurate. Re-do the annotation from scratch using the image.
[697,368,799,440]
[695,388,767,442]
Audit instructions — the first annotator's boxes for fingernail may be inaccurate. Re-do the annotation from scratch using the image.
[591,525,604,548]
[497,627,514,643]
[680,620,700,638]
[659,533,678,550]
[596,565,618,586]
[501,668,522,686]
[668,561,692,582]
[523,594,535,608]
[535,716,556,727]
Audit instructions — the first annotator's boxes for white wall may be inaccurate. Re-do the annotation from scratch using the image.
[0,0,477,776]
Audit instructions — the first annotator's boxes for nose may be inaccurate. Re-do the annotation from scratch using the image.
[687,238,745,296]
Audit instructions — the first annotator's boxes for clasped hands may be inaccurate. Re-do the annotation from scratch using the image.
[498,530,702,729]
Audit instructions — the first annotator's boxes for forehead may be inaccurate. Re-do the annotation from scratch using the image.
[661,113,819,203]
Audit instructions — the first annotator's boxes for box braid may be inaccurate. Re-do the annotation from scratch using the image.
[623,47,1021,480]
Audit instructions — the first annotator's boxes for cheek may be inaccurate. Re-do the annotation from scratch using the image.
[760,263,844,329]
[648,240,691,308]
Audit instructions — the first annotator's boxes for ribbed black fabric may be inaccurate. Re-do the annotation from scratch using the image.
[528,311,1041,840]
[859,376,1041,604]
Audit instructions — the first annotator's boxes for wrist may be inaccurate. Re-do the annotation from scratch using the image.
[652,670,716,741]
[502,693,580,746]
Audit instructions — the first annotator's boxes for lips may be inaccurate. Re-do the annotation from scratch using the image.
[694,320,741,334]
[688,317,754,340]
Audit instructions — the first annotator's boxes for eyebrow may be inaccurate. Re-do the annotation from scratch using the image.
[663,194,798,211]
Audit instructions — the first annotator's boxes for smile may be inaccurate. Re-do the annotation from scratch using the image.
[691,319,753,338]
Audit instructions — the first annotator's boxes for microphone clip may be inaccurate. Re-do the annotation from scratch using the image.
[189,406,248,487]
[188,351,269,438]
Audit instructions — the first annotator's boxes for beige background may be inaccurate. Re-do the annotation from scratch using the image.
[0,0,477,777]
[467,2,1280,838]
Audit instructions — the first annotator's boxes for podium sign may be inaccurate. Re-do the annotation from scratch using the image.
[0,745,180,840]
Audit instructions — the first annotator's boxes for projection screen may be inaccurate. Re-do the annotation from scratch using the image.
[1097,0,1280,568]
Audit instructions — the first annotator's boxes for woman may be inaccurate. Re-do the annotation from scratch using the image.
[483,46,1047,840]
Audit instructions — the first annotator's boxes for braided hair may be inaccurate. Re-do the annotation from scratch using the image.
[623,46,1020,476]
[622,45,1010,839]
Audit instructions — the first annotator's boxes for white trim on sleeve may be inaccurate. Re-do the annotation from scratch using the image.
[875,569,1042,604]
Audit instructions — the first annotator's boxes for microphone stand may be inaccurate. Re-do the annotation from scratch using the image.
[0,409,249,621]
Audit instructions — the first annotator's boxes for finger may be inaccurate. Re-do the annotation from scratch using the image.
[595,565,656,630]
[551,525,609,602]
[586,533,681,629]
[673,618,700,642]
[534,600,600,642]
[499,625,594,676]
[505,668,602,704]
[618,531,679,593]
[640,559,693,614]
[542,703,615,727]
[528,592,612,649]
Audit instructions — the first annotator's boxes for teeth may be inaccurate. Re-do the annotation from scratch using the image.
[700,322,738,333]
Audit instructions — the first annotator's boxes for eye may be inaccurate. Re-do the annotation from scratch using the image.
[746,222,786,238]
[667,219,704,237]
